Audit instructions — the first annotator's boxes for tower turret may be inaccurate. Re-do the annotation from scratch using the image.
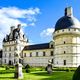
[53,6,80,67]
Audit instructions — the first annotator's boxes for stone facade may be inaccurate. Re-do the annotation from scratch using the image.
[22,42,54,66]
[2,24,27,65]
[54,28,80,67]
[53,6,80,67]
[2,6,80,67]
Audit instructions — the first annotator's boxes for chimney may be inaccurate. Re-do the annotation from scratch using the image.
[17,24,21,29]
[65,6,73,16]
[10,26,15,32]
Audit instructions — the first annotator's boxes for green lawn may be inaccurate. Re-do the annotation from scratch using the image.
[0,67,74,80]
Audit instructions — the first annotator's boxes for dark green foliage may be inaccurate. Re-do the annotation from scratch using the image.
[72,65,80,80]
[53,67,76,71]
[45,66,47,71]
[26,68,30,73]
[66,68,70,72]
[25,64,30,69]
[5,66,9,70]
[25,64,30,73]
[9,66,14,68]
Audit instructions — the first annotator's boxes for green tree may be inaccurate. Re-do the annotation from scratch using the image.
[72,65,80,80]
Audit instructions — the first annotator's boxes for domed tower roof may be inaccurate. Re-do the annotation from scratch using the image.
[55,7,80,31]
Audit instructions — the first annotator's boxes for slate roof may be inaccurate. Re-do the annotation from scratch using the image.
[23,43,52,50]
[55,16,80,31]
[3,27,20,42]
[3,24,27,42]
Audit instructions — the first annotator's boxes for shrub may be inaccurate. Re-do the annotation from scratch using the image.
[72,65,80,80]
[1,64,7,68]
[25,64,30,69]
[9,66,14,68]
[26,68,30,73]
[5,66,9,70]
[25,64,30,73]
[66,68,70,72]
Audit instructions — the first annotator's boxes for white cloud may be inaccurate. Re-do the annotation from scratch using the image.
[40,28,54,37]
[0,7,40,48]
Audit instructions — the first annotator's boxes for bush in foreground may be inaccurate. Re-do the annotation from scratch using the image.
[25,64,30,73]
[72,65,80,80]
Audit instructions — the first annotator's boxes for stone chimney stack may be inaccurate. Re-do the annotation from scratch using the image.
[10,26,15,32]
[17,24,21,29]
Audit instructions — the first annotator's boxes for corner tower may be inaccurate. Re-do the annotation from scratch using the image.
[2,24,28,65]
[53,7,80,67]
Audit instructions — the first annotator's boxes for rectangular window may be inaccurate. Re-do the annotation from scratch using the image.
[68,29,70,31]
[9,47,11,51]
[62,29,64,32]
[50,51,54,56]
[9,53,11,57]
[64,41,65,44]
[5,59,6,63]
[5,54,6,57]
[30,52,32,57]
[14,59,16,63]
[64,51,66,54]
[52,59,54,64]
[24,53,26,57]
[36,52,38,57]
[43,52,46,56]
[14,46,17,50]
[64,60,66,65]
[51,45,53,48]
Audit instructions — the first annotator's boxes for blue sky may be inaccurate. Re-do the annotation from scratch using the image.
[0,0,80,48]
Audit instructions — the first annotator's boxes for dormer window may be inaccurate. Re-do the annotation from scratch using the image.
[51,45,53,48]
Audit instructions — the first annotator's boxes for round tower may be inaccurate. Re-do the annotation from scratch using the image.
[53,7,80,67]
